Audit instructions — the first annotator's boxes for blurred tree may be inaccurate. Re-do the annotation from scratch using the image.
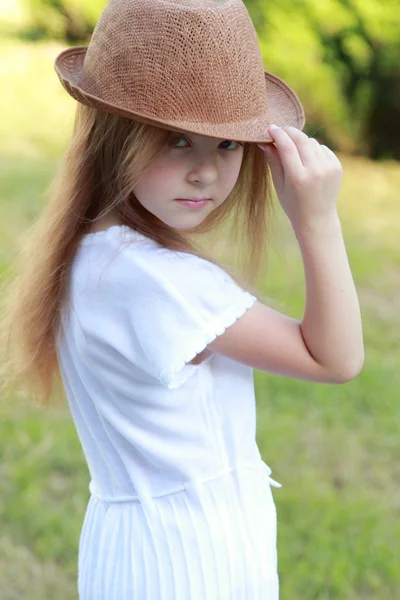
[305,0,400,159]
[21,0,106,42]
[251,0,400,159]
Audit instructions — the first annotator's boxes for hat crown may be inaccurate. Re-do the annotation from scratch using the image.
[79,0,269,125]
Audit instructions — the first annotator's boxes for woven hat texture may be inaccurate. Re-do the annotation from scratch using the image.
[54,0,306,143]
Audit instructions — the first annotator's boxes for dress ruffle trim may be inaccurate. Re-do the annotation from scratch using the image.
[158,292,258,389]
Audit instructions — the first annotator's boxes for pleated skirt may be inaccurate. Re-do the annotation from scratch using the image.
[78,466,279,599]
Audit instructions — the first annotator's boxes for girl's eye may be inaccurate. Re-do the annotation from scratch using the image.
[173,137,242,150]
[173,138,188,147]
[219,140,242,150]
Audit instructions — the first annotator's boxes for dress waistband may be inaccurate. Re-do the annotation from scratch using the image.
[89,460,282,505]
[263,462,282,488]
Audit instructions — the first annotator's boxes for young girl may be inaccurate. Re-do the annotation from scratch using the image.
[1,0,364,598]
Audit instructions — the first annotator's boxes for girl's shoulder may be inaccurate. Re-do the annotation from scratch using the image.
[73,224,250,310]
[78,224,231,283]
[79,224,154,250]
[70,226,256,389]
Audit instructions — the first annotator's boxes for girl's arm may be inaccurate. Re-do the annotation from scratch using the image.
[294,214,364,381]
[205,125,364,384]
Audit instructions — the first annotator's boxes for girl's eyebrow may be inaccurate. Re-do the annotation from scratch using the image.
[170,131,233,143]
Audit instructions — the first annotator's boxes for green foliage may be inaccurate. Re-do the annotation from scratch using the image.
[249,0,400,158]
[20,0,107,42]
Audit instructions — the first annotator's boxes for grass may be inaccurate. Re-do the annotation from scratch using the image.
[1,38,400,600]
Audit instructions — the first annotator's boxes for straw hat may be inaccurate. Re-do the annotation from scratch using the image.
[54,0,305,143]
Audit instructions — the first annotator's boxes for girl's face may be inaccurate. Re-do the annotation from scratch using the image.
[132,131,244,231]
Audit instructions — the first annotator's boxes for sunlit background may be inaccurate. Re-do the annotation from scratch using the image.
[1,1,399,598]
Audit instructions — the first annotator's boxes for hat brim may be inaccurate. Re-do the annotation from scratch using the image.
[54,46,305,143]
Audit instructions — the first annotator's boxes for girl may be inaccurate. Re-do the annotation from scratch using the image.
[0,0,364,598]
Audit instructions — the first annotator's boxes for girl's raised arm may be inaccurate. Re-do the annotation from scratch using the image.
[207,125,364,384]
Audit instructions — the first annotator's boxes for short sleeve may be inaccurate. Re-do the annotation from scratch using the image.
[76,246,257,389]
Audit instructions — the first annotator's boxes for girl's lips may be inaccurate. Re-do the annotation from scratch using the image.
[174,198,211,209]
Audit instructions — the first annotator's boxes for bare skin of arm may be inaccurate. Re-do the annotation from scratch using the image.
[190,125,364,382]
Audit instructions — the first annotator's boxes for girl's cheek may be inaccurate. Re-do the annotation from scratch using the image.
[154,162,182,181]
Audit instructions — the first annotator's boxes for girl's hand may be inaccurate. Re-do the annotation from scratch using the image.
[258,125,343,232]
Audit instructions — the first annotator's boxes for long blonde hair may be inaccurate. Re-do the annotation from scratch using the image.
[0,104,274,406]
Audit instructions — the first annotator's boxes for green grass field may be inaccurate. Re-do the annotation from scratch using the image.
[1,38,400,600]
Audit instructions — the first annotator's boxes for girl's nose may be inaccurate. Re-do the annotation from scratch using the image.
[187,158,218,186]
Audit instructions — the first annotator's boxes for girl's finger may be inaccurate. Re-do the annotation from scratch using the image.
[281,126,318,167]
[309,137,329,161]
[309,138,321,151]
[267,125,303,177]
[321,144,340,163]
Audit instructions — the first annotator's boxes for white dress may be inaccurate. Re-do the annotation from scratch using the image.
[55,224,282,600]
